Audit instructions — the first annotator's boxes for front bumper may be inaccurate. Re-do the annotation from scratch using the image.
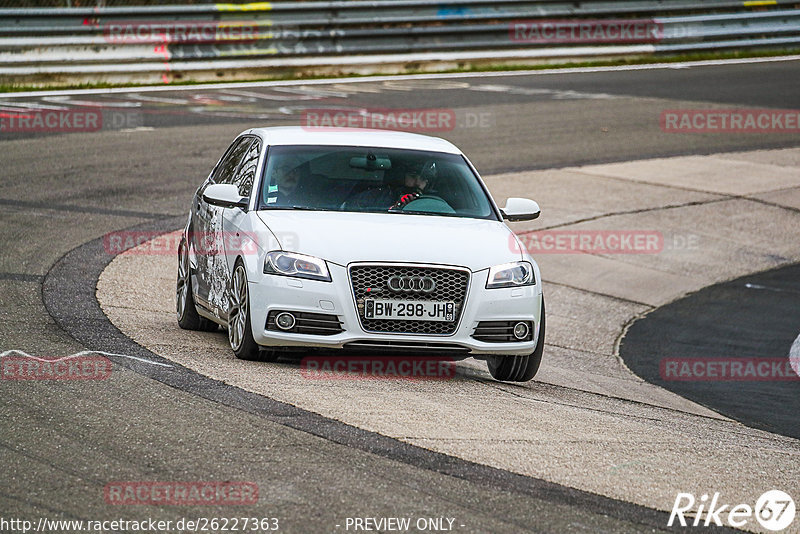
[248,263,542,356]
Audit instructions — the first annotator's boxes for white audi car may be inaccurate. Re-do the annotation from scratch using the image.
[176,126,545,381]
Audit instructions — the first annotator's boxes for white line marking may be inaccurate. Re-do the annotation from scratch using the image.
[745,283,800,295]
[271,86,353,98]
[220,88,316,101]
[745,283,782,292]
[0,101,70,111]
[120,126,155,132]
[124,93,190,105]
[41,96,141,108]
[0,349,172,367]
[1,55,798,99]
[468,83,616,100]
[790,334,800,378]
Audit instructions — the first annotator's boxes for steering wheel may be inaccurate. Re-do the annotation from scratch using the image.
[397,195,456,214]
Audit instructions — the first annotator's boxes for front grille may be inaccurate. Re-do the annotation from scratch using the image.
[349,264,470,335]
[266,311,343,336]
[472,321,533,343]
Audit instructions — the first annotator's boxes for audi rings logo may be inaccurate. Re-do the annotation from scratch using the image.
[387,275,436,294]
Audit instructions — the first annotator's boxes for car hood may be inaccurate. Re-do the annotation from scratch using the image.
[256,210,521,271]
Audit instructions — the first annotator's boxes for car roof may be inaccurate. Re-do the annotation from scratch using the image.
[245,126,462,154]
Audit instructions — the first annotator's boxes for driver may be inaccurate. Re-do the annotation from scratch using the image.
[351,161,435,210]
[391,163,431,210]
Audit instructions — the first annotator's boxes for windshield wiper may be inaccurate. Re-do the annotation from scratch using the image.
[262,205,335,211]
[387,209,466,218]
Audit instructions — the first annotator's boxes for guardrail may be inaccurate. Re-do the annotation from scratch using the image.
[1,1,799,85]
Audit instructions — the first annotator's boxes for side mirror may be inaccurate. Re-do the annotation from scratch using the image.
[202,184,248,210]
[500,198,540,222]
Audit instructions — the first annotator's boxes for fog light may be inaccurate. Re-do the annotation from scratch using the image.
[513,321,530,340]
[275,312,296,331]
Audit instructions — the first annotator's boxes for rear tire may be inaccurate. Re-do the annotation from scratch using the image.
[487,299,545,382]
[177,239,219,332]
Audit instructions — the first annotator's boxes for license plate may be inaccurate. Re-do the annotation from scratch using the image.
[364,299,455,322]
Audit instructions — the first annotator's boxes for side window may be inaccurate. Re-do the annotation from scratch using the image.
[232,138,261,198]
[212,137,253,185]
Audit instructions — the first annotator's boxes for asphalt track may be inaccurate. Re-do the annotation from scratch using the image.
[620,263,800,440]
[1,58,799,533]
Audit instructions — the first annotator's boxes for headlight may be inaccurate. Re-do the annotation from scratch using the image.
[264,251,331,282]
[486,261,535,289]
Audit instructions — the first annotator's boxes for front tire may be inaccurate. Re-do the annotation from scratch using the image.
[228,261,263,360]
[177,239,218,332]
[487,299,546,382]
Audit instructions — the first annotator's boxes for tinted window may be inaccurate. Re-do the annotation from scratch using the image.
[213,137,253,185]
[258,145,495,220]
[232,138,261,198]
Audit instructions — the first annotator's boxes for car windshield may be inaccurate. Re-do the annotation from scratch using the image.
[257,145,496,219]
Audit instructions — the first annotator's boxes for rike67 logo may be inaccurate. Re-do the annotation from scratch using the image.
[669,490,796,531]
